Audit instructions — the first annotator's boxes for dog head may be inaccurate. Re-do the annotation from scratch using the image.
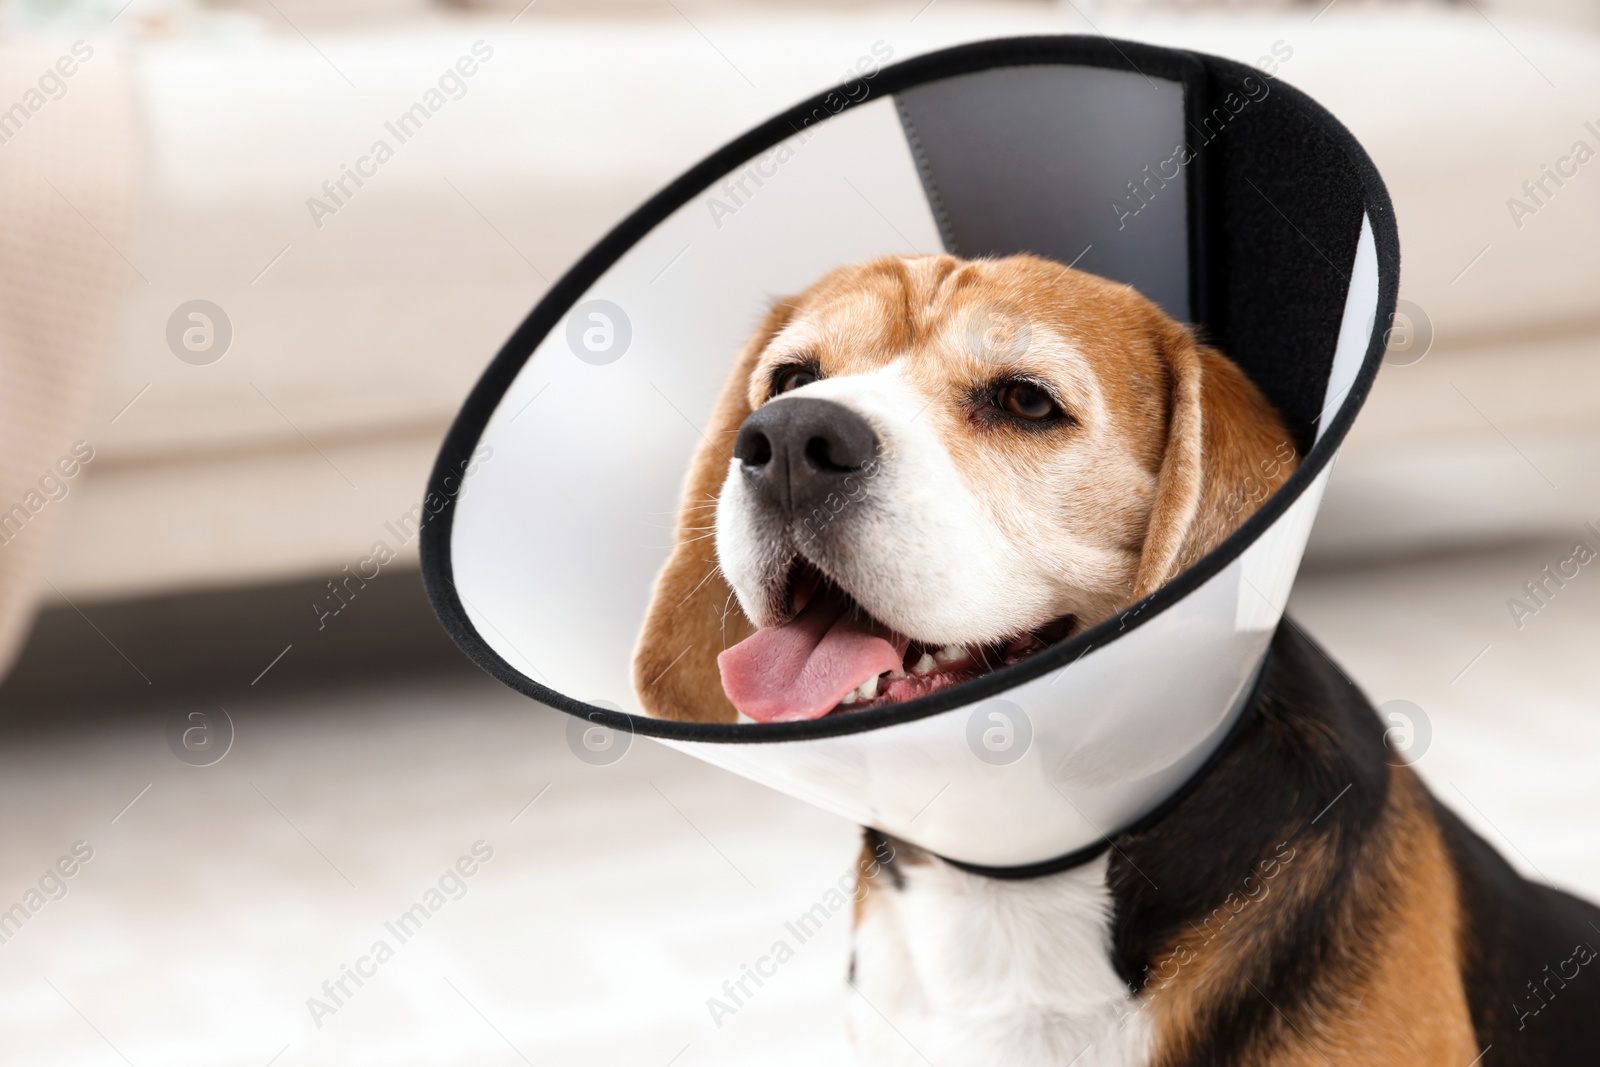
[633,254,1297,723]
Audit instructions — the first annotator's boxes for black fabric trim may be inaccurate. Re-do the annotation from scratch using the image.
[1184,58,1217,331]
[938,649,1271,879]
[419,34,1400,746]
[941,830,1116,880]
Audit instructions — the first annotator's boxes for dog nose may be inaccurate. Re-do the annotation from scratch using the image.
[734,397,880,516]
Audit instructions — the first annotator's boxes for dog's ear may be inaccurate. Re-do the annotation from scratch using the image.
[632,300,797,721]
[1132,320,1298,600]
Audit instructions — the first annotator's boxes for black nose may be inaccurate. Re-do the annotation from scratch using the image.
[733,397,880,517]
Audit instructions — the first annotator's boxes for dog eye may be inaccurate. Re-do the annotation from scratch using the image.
[994,382,1059,421]
[773,366,819,395]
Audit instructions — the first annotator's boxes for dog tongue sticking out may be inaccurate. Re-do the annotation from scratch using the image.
[718,583,905,722]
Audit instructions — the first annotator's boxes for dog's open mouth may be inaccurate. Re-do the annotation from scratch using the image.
[717,563,1071,723]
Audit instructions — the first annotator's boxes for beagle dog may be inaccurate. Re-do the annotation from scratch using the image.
[633,254,1600,1065]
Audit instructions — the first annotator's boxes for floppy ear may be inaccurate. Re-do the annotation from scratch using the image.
[632,300,797,722]
[1132,321,1299,601]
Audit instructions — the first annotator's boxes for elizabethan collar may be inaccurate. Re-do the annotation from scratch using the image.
[422,36,1398,873]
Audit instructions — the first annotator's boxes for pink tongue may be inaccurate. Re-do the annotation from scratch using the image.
[718,585,904,723]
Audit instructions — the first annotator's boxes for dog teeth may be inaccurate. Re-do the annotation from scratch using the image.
[934,644,967,664]
[886,666,905,680]
[912,652,937,676]
[839,674,880,707]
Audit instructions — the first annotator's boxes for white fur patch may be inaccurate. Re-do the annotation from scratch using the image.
[850,854,1152,1067]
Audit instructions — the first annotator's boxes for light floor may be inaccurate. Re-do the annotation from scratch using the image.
[3,539,1599,1066]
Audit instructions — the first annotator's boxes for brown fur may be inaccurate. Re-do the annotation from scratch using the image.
[1144,765,1477,1065]
[634,254,1297,722]
[1134,319,1297,599]
[630,300,794,723]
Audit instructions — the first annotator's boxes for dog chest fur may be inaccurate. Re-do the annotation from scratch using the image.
[851,851,1153,1066]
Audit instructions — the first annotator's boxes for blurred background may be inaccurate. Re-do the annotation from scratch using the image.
[0,0,1597,1063]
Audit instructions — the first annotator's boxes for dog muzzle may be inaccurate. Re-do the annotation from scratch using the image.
[421,36,1398,875]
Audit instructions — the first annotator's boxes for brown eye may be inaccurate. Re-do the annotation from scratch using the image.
[995,381,1060,421]
[774,365,818,395]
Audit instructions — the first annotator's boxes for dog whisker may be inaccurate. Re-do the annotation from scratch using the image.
[719,584,739,646]
[675,563,725,608]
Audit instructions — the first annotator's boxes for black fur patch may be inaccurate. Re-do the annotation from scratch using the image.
[863,828,907,891]
[1434,798,1600,1065]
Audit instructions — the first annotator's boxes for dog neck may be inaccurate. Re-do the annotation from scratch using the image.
[850,622,1410,1067]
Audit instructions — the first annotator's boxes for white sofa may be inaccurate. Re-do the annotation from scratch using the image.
[37,0,1600,599]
